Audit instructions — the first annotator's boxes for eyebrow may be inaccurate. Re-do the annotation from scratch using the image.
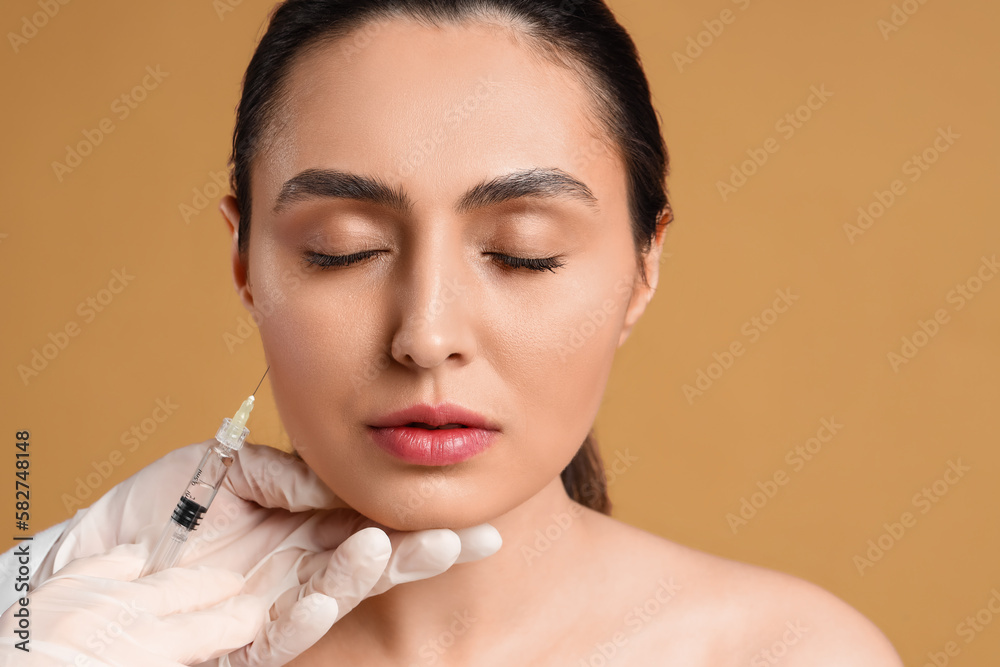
[271,166,600,216]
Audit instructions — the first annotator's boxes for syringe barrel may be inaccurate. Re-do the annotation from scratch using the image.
[181,442,236,513]
[140,520,190,577]
[140,440,237,577]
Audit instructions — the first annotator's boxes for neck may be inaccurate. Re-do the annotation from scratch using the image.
[319,474,596,662]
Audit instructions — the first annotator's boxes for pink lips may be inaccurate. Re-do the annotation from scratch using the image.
[367,402,500,466]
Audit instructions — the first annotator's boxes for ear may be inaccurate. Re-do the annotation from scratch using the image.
[219,195,255,312]
[618,208,671,347]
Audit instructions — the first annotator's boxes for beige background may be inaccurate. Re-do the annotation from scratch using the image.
[2,0,998,663]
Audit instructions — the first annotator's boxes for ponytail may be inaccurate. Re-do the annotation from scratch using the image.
[560,430,612,515]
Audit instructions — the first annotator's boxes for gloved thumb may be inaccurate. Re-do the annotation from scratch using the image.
[224,444,351,512]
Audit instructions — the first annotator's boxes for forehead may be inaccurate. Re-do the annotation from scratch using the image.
[254,18,625,214]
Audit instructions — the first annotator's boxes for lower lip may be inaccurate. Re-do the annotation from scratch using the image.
[368,426,498,465]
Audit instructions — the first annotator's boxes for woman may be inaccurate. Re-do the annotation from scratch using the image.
[1,0,903,664]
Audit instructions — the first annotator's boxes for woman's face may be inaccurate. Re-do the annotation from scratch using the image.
[223,18,663,530]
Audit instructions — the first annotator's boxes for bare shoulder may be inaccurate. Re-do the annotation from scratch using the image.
[581,509,904,666]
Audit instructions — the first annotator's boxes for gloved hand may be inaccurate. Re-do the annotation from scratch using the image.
[0,542,269,666]
[16,439,502,666]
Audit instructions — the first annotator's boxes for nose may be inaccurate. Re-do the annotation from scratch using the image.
[389,249,477,371]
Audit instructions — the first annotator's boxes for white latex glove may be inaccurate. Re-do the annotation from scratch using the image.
[0,542,268,666]
[17,439,502,666]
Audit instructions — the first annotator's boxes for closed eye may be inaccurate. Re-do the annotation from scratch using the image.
[300,250,566,273]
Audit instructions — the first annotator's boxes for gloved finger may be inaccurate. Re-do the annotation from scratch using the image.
[366,524,502,596]
[291,522,501,598]
[452,524,503,564]
[44,542,150,582]
[224,593,339,667]
[224,444,351,511]
[271,526,391,623]
[143,593,268,665]
[299,512,502,560]
[368,528,462,596]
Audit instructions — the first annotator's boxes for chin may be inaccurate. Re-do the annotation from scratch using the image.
[348,487,510,533]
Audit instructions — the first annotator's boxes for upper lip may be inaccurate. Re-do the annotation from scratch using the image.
[368,402,499,430]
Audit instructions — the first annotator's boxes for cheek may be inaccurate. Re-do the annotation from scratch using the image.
[518,273,628,414]
[252,270,383,443]
[257,290,388,512]
[481,266,634,471]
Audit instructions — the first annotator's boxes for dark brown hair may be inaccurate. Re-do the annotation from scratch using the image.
[229,0,672,515]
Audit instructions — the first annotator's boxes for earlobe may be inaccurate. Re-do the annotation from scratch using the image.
[219,195,254,311]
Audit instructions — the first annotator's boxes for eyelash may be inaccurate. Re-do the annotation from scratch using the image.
[301,250,382,270]
[486,253,565,273]
[301,251,566,273]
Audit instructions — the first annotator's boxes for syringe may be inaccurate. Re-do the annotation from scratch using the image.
[140,367,268,577]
